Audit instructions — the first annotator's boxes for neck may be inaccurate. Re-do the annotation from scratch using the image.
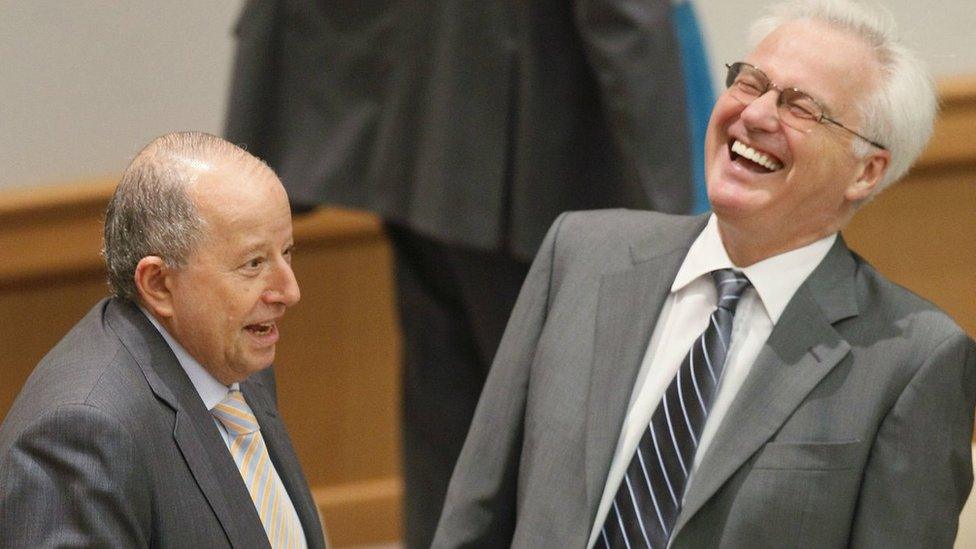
[715,217,839,267]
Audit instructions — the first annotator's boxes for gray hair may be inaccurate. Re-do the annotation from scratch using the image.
[103,131,265,301]
[749,0,938,196]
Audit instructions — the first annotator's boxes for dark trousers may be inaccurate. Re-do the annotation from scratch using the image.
[386,223,530,549]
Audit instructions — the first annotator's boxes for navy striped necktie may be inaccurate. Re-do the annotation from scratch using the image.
[599,269,751,548]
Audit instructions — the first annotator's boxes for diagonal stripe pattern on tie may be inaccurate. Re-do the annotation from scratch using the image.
[212,390,307,549]
[600,269,751,548]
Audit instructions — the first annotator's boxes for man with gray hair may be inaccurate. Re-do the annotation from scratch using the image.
[434,1,976,547]
[0,132,327,548]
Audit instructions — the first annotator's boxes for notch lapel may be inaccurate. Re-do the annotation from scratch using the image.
[672,238,860,539]
[584,214,708,522]
[107,301,271,548]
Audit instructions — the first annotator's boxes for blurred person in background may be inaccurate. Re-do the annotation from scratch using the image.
[225,1,697,546]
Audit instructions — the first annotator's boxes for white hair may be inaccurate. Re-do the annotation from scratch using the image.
[749,0,938,196]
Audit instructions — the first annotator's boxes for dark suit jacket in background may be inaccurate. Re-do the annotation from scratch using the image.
[433,210,976,548]
[0,299,326,548]
[226,3,694,546]
[224,0,691,260]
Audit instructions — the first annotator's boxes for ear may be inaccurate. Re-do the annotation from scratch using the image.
[134,256,176,318]
[845,149,891,202]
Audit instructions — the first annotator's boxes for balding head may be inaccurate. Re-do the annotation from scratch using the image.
[103,132,276,302]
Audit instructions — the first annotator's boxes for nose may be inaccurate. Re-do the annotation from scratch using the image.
[264,260,301,307]
[738,89,782,133]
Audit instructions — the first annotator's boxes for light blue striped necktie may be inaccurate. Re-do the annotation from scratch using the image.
[212,390,307,549]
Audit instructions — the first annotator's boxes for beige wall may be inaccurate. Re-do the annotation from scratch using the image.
[0,0,243,190]
[696,0,976,87]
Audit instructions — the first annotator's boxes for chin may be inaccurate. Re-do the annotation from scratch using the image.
[249,359,275,375]
[230,359,275,383]
[707,180,741,211]
[708,190,762,222]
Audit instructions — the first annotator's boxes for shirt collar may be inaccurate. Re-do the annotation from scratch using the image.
[673,214,837,323]
[139,306,238,409]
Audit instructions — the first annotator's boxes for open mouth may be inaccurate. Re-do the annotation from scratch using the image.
[729,139,783,173]
[245,322,276,336]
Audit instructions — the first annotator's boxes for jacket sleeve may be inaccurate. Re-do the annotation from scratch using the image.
[573,0,692,214]
[0,404,151,547]
[431,213,568,548]
[849,332,976,547]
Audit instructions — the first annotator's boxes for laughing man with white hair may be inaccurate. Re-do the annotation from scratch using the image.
[433,1,976,547]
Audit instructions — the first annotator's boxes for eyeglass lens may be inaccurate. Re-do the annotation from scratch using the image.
[725,62,823,132]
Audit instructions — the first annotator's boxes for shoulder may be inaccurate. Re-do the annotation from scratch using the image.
[546,209,705,261]
[521,210,706,306]
[845,254,974,377]
[552,208,702,240]
[0,299,157,455]
[853,254,969,343]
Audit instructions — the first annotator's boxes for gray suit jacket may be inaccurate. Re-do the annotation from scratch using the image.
[433,210,976,548]
[224,0,691,260]
[0,298,327,548]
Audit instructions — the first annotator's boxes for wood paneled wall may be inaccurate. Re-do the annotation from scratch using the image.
[845,74,976,338]
[0,75,973,546]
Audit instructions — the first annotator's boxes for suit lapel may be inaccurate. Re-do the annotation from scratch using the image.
[243,375,326,549]
[672,237,860,538]
[584,214,709,520]
[106,301,271,548]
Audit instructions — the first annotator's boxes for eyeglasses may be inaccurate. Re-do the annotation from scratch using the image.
[724,62,887,150]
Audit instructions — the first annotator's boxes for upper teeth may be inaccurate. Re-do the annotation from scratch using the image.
[732,140,782,171]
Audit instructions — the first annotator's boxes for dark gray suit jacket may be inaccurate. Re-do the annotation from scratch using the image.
[224,0,691,260]
[433,210,976,547]
[0,299,326,548]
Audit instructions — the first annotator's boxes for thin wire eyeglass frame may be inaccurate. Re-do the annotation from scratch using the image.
[724,61,887,150]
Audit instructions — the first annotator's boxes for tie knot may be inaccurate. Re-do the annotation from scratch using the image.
[211,390,260,436]
[712,269,751,313]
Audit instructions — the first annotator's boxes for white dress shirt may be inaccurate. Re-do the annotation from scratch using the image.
[587,215,835,547]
